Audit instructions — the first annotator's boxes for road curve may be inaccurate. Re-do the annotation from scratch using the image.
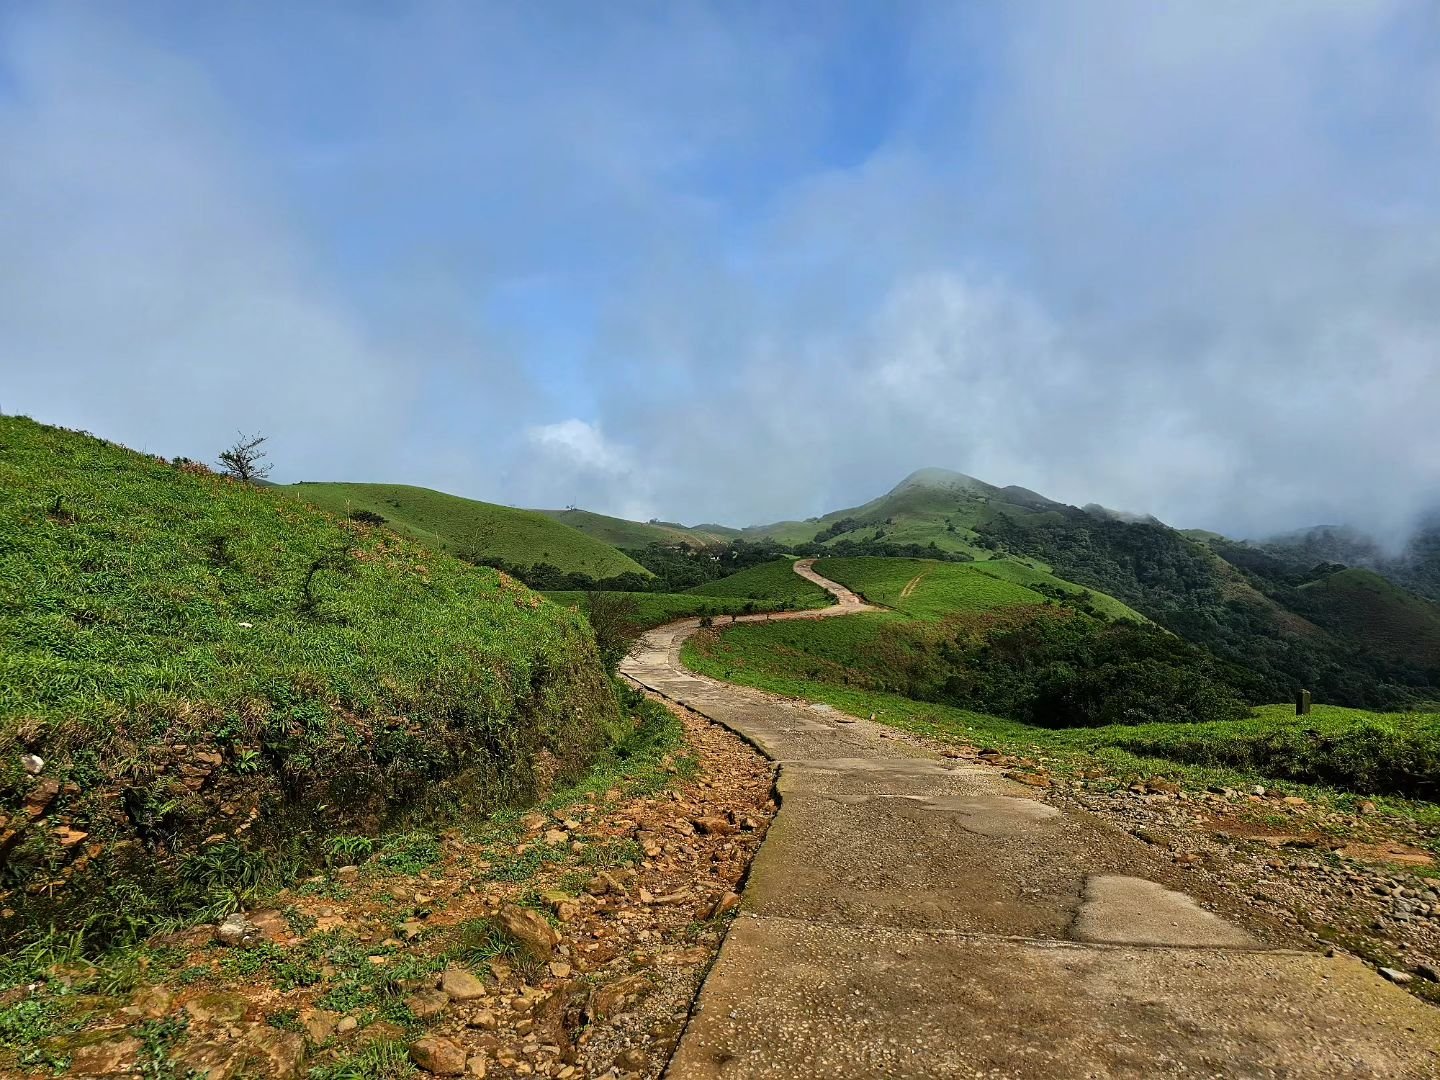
[621,560,1440,1079]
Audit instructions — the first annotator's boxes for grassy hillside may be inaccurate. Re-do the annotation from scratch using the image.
[536,508,731,549]
[811,556,1145,623]
[544,590,794,629]
[816,557,1045,619]
[687,558,832,609]
[742,468,1068,556]
[976,509,1440,709]
[1297,568,1440,669]
[683,627,1440,801]
[284,482,648,579]
[0,418,623,947]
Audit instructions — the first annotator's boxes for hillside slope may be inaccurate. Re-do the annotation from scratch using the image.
[284,482,648,579]
[1,419,621,946]
[742,467,1068,556]
[1295,568,1440,669]
[1256,521,1440,605]
[535,507,731,549]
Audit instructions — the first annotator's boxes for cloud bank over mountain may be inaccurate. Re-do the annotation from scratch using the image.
[3,2,1437,539]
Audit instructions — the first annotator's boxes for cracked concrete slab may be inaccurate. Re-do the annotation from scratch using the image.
[667,916,1440,1079]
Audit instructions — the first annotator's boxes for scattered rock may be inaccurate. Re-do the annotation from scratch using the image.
[1380,967,1414,986]
[119,984,174,1020]
[407,989,450,1020]
[20,752,44,775]
[214,912,259,947]
[708,891,742,918]
[184,990,251,1025]
[439,967,486,1001]
[45,1034,141,1076]
[496,904,559,961]
[249,909,290,943]
[692,815,735,836]
[589,974,651,1020]
[410,1036,466,1075]
[299,1007,340,1044]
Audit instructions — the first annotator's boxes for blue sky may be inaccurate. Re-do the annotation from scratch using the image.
[3,1,1438,539]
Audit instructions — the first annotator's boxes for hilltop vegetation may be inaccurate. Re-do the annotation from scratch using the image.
[1256,520,1440,605]
[0,419,624,949]
[284,482,648,580]
[742,468,1067,558]
[976,510,1440,709]
[536,507,733,548]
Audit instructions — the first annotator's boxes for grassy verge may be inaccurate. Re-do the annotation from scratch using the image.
[0,417,621,951]
[682,625,1440,820]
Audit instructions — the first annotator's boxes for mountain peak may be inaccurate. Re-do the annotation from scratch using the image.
[889,467,994,496]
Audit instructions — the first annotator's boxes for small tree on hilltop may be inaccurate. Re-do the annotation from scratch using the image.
[217,432,272,483]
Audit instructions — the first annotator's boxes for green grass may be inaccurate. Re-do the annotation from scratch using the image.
[815,557,1048,619]
[283,482,648,579]
[742,468,1066,553]
[534,508,730,549]
[0,416,621,947]
[965,559,1147,622]
[682,628,1440,807]
[686,559,831,609]
[543,591,792,629]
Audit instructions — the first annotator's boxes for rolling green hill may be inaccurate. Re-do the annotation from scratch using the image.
[742,468,1069,557]
[687,558,833,609]
[1296,568,1440,669]
[815,556,1146,623]
[535,507,731,549]
[0,418,622,946]
[284,482,648,579]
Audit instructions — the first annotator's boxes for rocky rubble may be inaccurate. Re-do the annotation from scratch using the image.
[3,699,775,1080]
[962,744,1440,1002]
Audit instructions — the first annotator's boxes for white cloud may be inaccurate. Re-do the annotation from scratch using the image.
[519,420,655,521]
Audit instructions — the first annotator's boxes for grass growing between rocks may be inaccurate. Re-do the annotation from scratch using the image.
[0,689,695,1075]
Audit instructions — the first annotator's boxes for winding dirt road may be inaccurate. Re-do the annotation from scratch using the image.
[621,560,1440,1078]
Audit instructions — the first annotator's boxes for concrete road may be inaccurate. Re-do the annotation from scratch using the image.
[620,560,1440,1079]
